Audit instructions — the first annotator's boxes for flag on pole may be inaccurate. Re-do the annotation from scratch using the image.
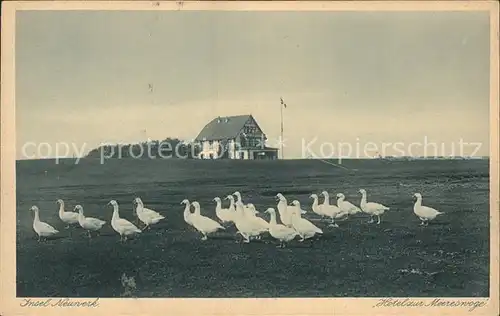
[280,97,287,108]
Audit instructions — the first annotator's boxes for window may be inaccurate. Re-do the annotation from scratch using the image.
[240,138,247,147]
[243,125,259,134]
[244,137,262,148]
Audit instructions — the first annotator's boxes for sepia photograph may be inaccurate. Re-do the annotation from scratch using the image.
[1,1,499,315]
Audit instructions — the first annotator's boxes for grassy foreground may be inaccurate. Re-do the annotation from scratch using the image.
[16,158,489,297]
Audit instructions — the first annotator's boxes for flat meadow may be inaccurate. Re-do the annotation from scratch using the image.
[15,158,489,297]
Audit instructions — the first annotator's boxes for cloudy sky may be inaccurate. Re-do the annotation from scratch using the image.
[16,10,491,159]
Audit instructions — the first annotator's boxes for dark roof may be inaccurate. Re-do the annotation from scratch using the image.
[195,114,253,141]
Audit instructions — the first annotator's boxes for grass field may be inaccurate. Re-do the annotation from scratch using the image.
[16,158,490,298]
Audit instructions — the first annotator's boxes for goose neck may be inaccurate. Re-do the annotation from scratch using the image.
[360,193,367,205]
[183,203,191,215]
[33,209,40,223]
[269,211,277,225]
[322,195,330,205]
[312,196,319,206]
[58,203,64,215]
[112,205,120,221]
[78,209,85,221]
[135,202,143,214]
[193,205,201,216]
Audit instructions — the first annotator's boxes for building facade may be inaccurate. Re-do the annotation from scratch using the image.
[195,114,279,160]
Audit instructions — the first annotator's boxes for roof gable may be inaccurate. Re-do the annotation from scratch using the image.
[244,115,265,136]
[195,114,254,141]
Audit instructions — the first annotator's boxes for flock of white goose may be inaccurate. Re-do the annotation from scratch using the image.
[29,198,164,242]
[28,190,445,247]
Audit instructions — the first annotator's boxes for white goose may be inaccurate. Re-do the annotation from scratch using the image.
[288,200,308,216]
[225,195,238,223]
[233,201,265,243]
[233,191,252,210]
[276,193,292,227]
[359,189,390,224]
[30,205,59,242]
[181,199,195,227]
[75,205,106,238]
[265,208,298,248]
[133,197,165,230]
[336,193,362,217]
[310,194,325,218]
[225,195,236,214]
[190,201,225,240]
[413,193,445,226]
[233,191,245,205]
[245,203,270,232]
[320,191,346,227]
[108,200,141,242]
[214,197,235,225]
[57,199,79,228]
[290,200,323,241]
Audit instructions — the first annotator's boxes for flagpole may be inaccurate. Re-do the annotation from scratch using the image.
[280,97,285,159]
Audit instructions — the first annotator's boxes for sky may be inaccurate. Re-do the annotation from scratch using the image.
[15,10,491,159]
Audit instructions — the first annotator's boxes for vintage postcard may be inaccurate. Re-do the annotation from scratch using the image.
[1,1,499,315]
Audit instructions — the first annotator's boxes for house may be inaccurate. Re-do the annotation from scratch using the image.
[194,114,279,160]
